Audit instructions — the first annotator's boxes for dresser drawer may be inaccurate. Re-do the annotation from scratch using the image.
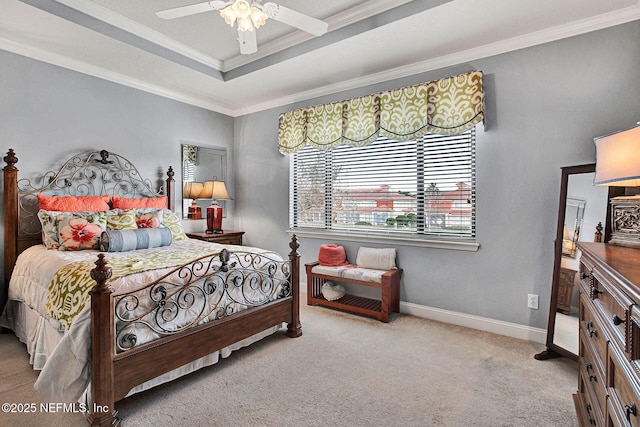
[578,368,604,426]
[580,293,608,369]
[590,269,632,354]
[608,344,640,427]
[580,255,596,286]
[580,328,607,420]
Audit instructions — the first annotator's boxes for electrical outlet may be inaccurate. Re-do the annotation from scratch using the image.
[528,294,539,310]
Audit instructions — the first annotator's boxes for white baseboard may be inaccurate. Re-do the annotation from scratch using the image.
[300,283,547,344]
[400,301,547,344]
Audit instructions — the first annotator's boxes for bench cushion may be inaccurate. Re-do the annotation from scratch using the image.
[356,247,396,270]
[311,264,386,284]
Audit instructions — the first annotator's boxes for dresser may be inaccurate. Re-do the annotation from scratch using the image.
[575,242,640,427]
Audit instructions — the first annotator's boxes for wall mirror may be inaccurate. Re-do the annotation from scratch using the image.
[535,164,612,361]
[181,144,227,219]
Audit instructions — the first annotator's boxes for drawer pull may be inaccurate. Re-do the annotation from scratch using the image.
[586,321,598,338]
[586,403,596,426]
[590,288,603,298]
[626,402,637,422]
[586,363,597,382]
[580,272,590,280]
[613,314,626,325]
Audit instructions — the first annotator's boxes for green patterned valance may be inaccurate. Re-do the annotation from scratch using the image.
[278,70,483,154]
[182,145,198,163]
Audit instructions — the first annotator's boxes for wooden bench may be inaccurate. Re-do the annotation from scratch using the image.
[305,261,402,322]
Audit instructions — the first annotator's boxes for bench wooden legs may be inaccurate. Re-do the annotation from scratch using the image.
[380,276,401,322]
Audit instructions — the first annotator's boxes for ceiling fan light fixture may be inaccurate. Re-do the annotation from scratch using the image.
[220,1,268,32]
[156,0,327,54]
[251,6,268,29]
[237,16,254,31]
[220,6,237,26]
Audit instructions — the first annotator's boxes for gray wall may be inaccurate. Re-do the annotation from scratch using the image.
[0,51,234,308]
[234,21,640,329]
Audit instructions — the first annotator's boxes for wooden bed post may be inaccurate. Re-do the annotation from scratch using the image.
[89,254,120,427]
[286,234,302,338]
[3,149,18,297]
[165,166,175,212]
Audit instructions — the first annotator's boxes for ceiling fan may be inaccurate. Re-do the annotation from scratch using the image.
[156,1,329,55]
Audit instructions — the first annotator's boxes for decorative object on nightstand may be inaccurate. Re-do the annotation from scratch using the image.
[183,182,204,219]
[594,124,640,247]
[200,180,232,233]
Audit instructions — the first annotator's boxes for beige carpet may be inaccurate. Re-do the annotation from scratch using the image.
[0,303,578,427]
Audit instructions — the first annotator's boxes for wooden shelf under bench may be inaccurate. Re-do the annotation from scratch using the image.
[305,261,402,322]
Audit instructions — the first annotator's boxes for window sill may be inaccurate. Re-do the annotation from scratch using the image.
[287,229,480,252]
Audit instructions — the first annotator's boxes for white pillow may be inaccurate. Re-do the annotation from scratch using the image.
[321,281,345,301]
[355,247,397,270]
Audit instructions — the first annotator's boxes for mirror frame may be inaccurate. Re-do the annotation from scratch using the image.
[535,164,621,361]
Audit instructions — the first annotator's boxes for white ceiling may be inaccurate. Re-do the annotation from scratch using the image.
[2,0,640,116]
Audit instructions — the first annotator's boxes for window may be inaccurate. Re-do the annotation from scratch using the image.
[290,128,476,240]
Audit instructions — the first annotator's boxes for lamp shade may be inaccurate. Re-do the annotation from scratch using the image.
[183,182,204,199]
[202,181,232,200]
[594,125,640,186]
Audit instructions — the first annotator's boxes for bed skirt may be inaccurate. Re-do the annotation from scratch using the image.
[1,300,282,401]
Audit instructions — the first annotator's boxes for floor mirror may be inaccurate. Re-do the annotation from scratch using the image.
[535,164,613,361]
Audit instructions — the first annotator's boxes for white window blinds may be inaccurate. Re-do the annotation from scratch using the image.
[290,128,476,239]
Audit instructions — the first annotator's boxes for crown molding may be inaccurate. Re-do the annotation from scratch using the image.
[0,35,237,116]
[55,0,224,70]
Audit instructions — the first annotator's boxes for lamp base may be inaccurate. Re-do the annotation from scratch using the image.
[206,203,223,233]
[609,195,640,247]
[187,206,202,219]
[205,229,224,234]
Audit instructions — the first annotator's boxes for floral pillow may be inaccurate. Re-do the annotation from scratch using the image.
[136,209,164,229]
[107,209,137,230]
[162,209,188,241]
[57,212,107,251]
[37,210,62,249]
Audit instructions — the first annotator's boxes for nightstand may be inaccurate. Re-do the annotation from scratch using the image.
[186,230,244,245]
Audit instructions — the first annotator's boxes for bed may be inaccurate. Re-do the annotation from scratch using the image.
[0,148,301,426]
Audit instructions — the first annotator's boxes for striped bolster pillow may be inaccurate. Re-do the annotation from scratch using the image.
[99,228,173,252]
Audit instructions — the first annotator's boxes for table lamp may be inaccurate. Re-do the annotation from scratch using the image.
[201,180,231,233]
[183,182,204,219]
[594,124,640,247]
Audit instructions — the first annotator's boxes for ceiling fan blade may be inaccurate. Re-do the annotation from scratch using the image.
[263,3,328,37]
[238,30,257,55]
[156,1,228,20]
